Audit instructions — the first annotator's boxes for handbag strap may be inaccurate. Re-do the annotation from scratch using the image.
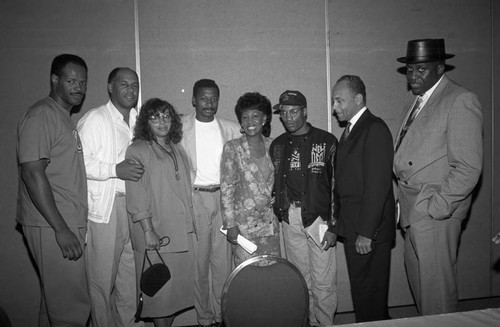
[153,249,167,265]
[141,249,149,274]
[142,236,171,268]
[144,250,153,267]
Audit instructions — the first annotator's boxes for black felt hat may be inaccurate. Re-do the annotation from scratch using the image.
[397,39,454,64]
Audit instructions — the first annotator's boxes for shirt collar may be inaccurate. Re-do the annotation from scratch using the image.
[420,74,444,102]
[107,100,137,123]
[348,106,367,129]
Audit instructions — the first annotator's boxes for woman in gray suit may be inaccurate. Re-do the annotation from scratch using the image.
[126,98,195,327]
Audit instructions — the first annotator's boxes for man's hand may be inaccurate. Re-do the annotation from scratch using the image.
[355,235,372,255]
[20,160,84,261]
[54,228,83,260]
[321,230,337,251]
[116,159,144,181]
[226,226,240,245]
[493,230,500,245]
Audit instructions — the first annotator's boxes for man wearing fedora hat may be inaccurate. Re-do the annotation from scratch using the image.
[393,39,483,315]
[270,90,338,326]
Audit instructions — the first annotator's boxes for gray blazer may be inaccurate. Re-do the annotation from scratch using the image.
[393,75,483,228]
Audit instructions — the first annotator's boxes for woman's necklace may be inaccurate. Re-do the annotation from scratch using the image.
[154,140,180,181]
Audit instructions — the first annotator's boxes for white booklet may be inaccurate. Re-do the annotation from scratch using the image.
[305,216,329,251]
[220,226,258,254]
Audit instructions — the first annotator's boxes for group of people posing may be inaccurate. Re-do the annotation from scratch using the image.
[16,38,483,327]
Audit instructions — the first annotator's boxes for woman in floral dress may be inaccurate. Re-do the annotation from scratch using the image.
[221,92,280,266]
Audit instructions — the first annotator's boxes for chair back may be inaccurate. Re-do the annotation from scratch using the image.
[221,255,309,327]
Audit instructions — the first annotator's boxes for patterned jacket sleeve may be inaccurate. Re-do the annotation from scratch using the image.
[220,141,240,229]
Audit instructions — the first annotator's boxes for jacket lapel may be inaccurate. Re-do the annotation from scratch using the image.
[239,136,273,195]
[394,95,416,151]
[180,113,197,177]
[397,76,450,152]
[336,110,371,175]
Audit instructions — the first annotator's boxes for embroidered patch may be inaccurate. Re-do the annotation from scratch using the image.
[290,149,301,170]
[272,145,284,169]
[308,142,326,173]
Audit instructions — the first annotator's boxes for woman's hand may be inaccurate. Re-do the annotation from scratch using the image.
[144,229,161,250]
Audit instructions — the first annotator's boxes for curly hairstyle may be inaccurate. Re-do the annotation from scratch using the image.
[133,98,183,144]
[234,92,272,137]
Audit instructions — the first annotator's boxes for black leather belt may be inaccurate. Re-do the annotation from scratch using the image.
[193,185,221,193]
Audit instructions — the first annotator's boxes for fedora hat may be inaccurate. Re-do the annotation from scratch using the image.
[397,39,454,64]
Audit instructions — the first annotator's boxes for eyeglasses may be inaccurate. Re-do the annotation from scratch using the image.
[279,108,302,119]
[149,113,172,124]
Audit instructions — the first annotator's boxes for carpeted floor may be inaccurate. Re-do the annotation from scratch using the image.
[333,296,500,325]
[181,296,500,326]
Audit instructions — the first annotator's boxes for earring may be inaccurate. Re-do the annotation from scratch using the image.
[240,128,244,134]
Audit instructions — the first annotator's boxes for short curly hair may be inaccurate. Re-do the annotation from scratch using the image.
[336,75,367,105]
[50,54,87,77]
[133,98,183,144]
[193,79,219,97]
[234,92,272,137]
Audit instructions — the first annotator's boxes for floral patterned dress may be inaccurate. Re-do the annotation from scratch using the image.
[221,135,280,266]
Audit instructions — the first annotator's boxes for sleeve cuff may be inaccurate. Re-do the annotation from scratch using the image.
[130,210,151,223]
[110,164,117,178]
[327,217,336,233]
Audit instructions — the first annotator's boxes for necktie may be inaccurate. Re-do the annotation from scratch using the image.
[341,122,351,142]
[395,96,423,151]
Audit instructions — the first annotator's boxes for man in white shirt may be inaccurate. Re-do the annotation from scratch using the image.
[77,67,144,327]
[180,79,240,327]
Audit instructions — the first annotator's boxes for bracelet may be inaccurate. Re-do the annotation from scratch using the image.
[143,228,154,233]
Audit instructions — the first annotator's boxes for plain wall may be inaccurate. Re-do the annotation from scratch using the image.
[492,0,500,294]
[0,1,138,326]
[0,1,496,326]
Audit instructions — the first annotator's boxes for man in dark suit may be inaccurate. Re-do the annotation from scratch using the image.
[394,39,483,315]
[332,75,395,322]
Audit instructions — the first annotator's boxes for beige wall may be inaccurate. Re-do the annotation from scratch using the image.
[492,0,500,294]
[0,0,496,326]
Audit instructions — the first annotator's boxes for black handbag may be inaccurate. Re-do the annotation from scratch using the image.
[140,249,171,296]
[135,237,171,320]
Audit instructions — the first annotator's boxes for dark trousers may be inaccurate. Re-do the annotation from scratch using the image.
[343,239,392,322]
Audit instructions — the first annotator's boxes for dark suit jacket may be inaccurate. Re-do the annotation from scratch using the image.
[333,109,395,243]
